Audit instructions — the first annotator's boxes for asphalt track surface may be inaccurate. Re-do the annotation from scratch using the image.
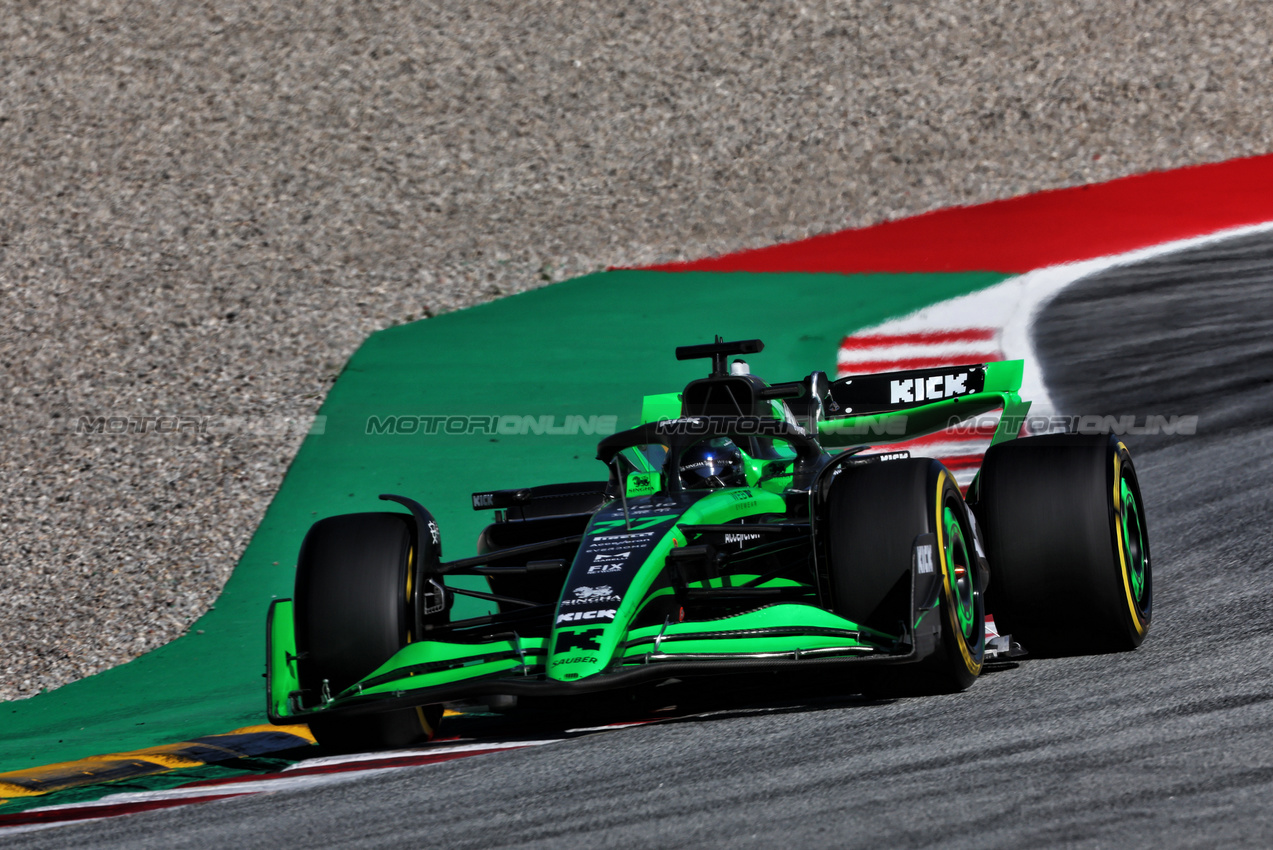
[13,234,1273,847]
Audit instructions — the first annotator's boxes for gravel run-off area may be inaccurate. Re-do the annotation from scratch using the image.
[2,1,1270,700]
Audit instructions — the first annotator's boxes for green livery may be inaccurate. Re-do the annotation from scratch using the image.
[266,338,1152,751]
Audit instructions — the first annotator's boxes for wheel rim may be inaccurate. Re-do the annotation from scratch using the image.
[943,505,976,640]
[1119,476,1148,608]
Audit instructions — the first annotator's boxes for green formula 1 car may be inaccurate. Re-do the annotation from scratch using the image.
[266,338,1152,750]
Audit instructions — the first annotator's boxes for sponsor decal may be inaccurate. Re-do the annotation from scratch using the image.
[843,450,911,470]
[724,532,762,545]
[586,549,629,574]
[626,473,658,496]
[624,503,671,516]
[572,585,615,599]
[588,515,677,535]
[584,531,656,553]
[556,609,617,624]
[917,544,935,575]
[427,519,441,546]
[729,489,754,502]
[551,655,597,667]
[889,372,972,404]
[555,628,604,653]
[562,585,622,606]
[472,492,495,508]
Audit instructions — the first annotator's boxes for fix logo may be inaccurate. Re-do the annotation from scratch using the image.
[889,372,971,404]
[587,563,623,574]
[555,628,604,653]
[556,609,616,624]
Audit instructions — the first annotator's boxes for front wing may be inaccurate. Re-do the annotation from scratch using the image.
[267,598,938,723]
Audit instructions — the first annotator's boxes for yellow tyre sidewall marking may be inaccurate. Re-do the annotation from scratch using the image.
[405,544,416,642]
[1113,445,1147,635]
[935,470,981,675]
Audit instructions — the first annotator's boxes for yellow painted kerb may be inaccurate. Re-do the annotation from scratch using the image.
[0,724,315,801]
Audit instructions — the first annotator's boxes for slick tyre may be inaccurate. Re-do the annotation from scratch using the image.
[826,458,985,695]
[973,434,1151,656]
[294,512,442,752]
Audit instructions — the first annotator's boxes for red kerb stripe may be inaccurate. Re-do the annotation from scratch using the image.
[934,456,985,471]
[640,154,1273,274]
[838,329,997,349]
[837,354,1003,374]
[0,794,248,828]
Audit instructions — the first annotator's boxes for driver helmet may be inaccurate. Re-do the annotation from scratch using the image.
[679,438,745,490]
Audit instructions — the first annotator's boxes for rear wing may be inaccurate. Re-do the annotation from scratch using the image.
[639,337,1030,450]
[818,359,1030,448]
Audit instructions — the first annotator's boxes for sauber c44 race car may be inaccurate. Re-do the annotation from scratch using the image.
[266,338,1152,750]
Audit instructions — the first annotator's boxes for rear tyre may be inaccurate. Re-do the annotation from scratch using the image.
[973,434,1151,656]
[825,458,984,695]
[294,512,442,752]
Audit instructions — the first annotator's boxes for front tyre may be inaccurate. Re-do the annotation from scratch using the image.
[826,458,985,694]
[973,434,1152,656]
[294,512,442,752]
